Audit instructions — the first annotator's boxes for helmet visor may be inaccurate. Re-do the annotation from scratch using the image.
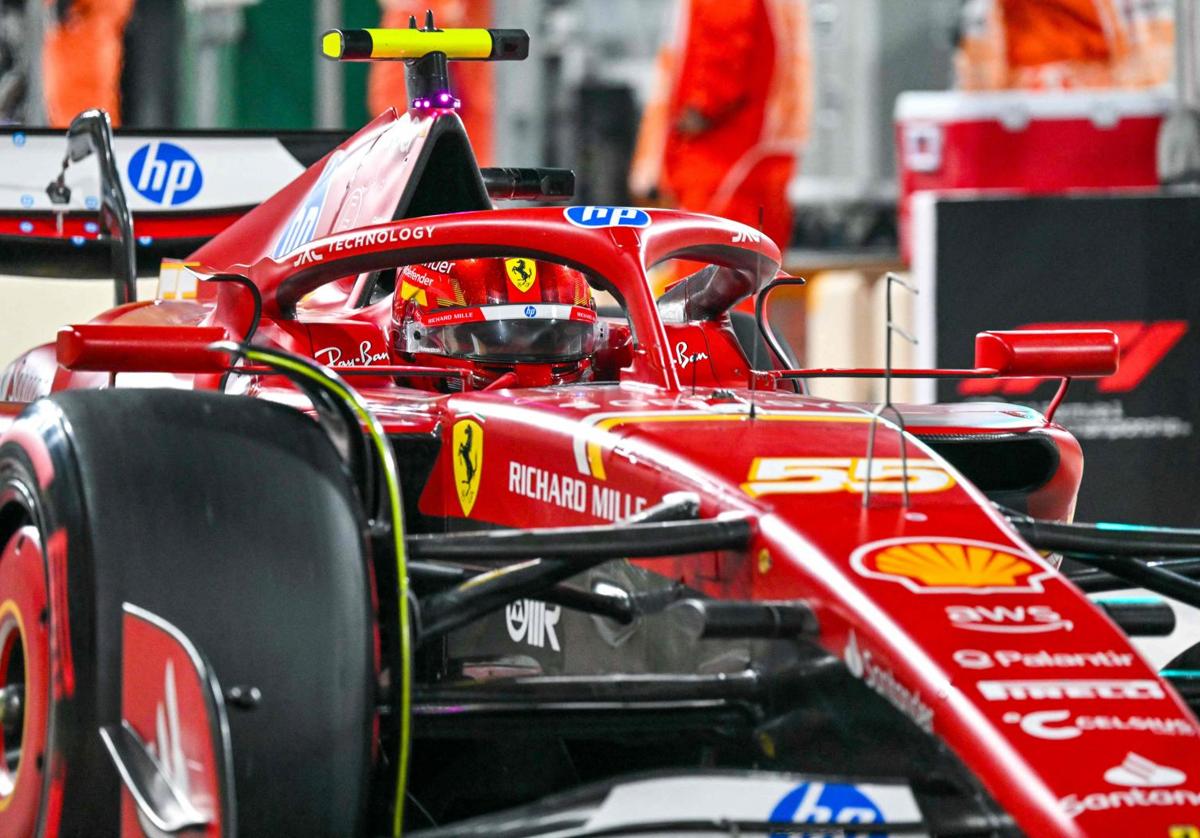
[408,303,598,363]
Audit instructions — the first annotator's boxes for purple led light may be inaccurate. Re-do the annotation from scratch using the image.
[412,92,460,111]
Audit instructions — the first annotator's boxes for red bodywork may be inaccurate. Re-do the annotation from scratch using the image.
[1,106,1193,837]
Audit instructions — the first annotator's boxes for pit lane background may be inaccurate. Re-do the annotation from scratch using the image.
[912,192,1200,669]
[913,191,1200,529]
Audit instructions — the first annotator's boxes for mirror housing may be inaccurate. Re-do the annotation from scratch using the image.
[57,325,230,373]
[974,329,1119,378]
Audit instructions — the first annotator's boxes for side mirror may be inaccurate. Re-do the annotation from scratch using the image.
[974,330,1119,378]
[57,325,230,373]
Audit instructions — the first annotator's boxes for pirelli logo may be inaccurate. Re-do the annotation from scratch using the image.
[978,679,1165,701]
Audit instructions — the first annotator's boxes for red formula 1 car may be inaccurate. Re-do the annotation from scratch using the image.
[2,20,1200,838]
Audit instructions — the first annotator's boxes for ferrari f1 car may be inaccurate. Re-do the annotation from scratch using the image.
[3,17,1200,838]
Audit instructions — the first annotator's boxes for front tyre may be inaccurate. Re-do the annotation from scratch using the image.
[0,390,376,836]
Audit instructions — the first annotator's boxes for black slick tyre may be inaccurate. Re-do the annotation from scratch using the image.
[0,389,374,836]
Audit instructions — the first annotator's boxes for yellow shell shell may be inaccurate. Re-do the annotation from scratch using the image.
[867,542,1033,588]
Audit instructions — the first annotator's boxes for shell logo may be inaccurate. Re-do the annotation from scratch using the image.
[850,538,1052,595]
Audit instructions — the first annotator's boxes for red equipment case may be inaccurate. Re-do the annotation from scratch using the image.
[895,89,1170,260]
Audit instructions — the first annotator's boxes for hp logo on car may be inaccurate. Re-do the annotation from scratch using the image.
[127,142,203,206]
[274,151,345,258]
[768,782,884,837]
[563,206,651,228]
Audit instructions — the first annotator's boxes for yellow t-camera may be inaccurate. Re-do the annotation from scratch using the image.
[321,28,529,62]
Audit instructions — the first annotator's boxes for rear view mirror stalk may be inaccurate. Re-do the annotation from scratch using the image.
[46,109,137,307]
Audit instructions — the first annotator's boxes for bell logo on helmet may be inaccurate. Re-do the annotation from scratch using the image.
[564,206,651,228]
[128,142,203,206]
[505,258,537,292]
[453,419,484,516]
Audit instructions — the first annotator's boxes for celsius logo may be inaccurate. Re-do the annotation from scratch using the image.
[563,205,651,228]
[768,782,884,837]
[1003,709,1196,741]
[505,599,561,651]
[128,142,203,206]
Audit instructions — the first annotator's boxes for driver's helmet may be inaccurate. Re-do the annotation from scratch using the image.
[391,257,600,383]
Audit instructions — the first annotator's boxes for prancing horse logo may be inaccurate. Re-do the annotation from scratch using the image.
[452,419,483,516]
[505,257,537,293]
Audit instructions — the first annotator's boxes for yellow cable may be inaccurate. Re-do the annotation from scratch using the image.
[241,349,412,836]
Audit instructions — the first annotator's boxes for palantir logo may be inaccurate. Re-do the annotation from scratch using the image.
[768,782,885,838]
[128,142,203,206]
[563,206,651,228]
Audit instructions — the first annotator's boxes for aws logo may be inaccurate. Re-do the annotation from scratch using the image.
[959,321,1187,396]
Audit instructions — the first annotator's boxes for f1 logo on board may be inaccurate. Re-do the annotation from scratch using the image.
[959,321,1188,396]
[563,206,651,228]
[127,142,203,206]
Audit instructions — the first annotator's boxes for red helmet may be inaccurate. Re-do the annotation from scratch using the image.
[391,257,600,385]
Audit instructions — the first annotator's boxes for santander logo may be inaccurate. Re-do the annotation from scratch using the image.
[1103,753,1187,788]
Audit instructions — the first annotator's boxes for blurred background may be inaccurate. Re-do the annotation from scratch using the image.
[0,0,965,248]
[2,0,1199,524]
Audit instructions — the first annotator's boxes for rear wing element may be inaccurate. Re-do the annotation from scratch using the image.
[0,123,339,278]
[0,120,572,279]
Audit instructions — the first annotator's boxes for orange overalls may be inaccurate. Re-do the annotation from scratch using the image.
[630,0,809,252]
[956,0,1173,90]
[369,0,495,166]
[42,0,136,127]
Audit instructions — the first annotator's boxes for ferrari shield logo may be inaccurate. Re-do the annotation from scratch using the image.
[505,258,537,292]
[398,280,428,307]
[453,419,483,516]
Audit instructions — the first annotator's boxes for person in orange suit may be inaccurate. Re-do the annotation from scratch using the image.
[630,0,809,253]
[956,0,1173,90]
[369,0,495,166]
[42,0,136,127]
